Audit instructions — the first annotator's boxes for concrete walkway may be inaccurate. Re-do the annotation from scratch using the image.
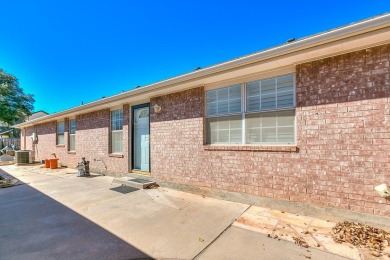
[0,165,357,259]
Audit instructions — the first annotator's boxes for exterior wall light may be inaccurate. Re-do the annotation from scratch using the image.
[153,104,162,113]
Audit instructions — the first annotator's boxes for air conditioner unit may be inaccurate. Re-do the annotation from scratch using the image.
[15,150,35,165]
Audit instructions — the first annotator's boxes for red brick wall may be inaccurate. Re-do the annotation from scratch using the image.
[150,44,390,217]
[22,106,129,175]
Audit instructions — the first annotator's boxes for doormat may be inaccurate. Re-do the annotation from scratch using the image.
[110,185,138,194]
[128,178,151,184]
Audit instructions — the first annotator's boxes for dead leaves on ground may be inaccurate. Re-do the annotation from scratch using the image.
[145,183,160,189]
[332,221,390,257]
[293,236,310,248]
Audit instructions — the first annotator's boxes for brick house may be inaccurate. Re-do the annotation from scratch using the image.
[16,14,390,217]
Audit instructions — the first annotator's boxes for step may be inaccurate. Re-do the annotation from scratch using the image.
[113,177,157,189]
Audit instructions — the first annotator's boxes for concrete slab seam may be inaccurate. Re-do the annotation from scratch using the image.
[193,204,251,260]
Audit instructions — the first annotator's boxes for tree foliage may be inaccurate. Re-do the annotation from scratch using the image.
[0,69,34,126]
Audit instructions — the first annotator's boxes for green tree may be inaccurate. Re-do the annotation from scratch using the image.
[0,69,34,126]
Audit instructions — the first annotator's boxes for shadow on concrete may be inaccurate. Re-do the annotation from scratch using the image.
[110,185,139,194]
[0,180,152,260]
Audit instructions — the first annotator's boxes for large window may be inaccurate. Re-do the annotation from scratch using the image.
[206,74,295,145]
[111,109,123,153]
[69,119,76,151]
[57,121,65,145]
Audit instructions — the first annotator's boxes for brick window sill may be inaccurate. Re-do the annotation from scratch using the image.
[109,153,124,158]
[56,145,65,148]
[203,145,298,152]
[68,151,76,155]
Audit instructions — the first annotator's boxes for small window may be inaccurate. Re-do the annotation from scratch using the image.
[57,121,65,145]
[69,119,76,151]
[111,109,123,153]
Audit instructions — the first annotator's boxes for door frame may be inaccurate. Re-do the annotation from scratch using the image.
[131,103,151,174]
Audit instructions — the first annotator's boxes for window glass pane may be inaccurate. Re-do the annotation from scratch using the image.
[111,131,123,153]
[261,79,276,94]
[218,88,229,101]
[57,134,64,145]
[230,129,242,143]
[206,115,242,144]
[246,115,261,129]
[246,96,260,111]
[245,110,295,144]
[218,130,230,143]
[230,117,242,129]
[69,135,75,151]
[262,128,277,142]
[57,122,65,134]
[207,128,218,144]
[206,90,217,103]
[278,127,295,143]
[218,119,230,130]
[206,101,217,116]
[277,110,295,126]
[69,119,76,134]
[262,112,277,127]
[247,128,261,143]
[277,91,294,108]
[246,81,261,96]
[277,74,294,92]
[261,94,276,110]
[206,85,241,116]
[111,109,123,131]
[229,98,241,114]
[246,74,294,112]
[229,85,241,99]
[218,100,229,115]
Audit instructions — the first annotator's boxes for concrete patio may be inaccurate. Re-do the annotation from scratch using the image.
[0,164,381,259]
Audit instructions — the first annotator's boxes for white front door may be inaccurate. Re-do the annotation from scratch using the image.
[133,105,150,172]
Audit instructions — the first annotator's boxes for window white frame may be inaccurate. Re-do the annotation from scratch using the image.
[57,121,65,145]
[69,119,76,151]
[205,74,296,145]
[110,109,123,153]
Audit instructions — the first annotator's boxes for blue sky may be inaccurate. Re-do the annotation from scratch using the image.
[0,1,389,114]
